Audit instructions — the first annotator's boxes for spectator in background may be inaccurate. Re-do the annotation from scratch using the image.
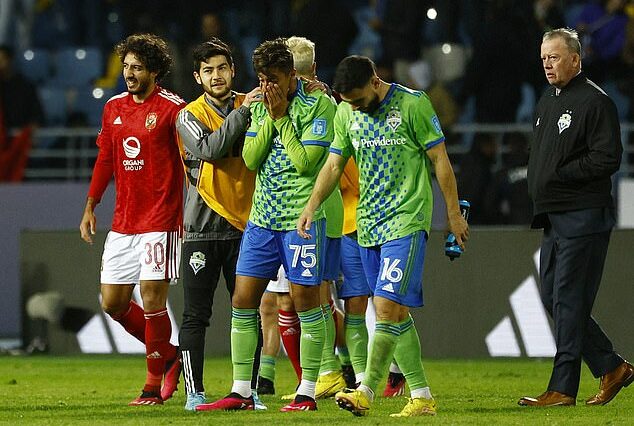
[370,0,425,84]
[457,133,497,225]
[483,132,532,225]
[290,0,358,85]
[0,44,43,181]
[462,0,530,123]
[575,0,628,83]
[178,10,250,101]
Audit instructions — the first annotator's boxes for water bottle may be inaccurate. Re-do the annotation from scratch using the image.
[445,200,470,261]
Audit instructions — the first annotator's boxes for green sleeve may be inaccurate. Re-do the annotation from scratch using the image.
[412,93,445,150]
[273,116,326,176]
[243,104,275,170]
[330,103,353,159]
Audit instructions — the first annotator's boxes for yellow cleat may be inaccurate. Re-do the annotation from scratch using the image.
[315,371,347,399]
[280,392,296,401]
[390,397,437,417]
[335,388,371,417]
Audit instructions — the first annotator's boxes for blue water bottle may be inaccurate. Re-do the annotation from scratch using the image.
[445,200,470,261]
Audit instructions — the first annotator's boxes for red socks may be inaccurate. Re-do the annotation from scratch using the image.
[278,309,302,380]
[143,308,176,394]
[111,300,146,343]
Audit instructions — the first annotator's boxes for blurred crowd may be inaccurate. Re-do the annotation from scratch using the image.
[1,0,633,225]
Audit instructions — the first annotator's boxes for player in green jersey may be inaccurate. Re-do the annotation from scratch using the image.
[298,55,469,418]
[202,38,337,413]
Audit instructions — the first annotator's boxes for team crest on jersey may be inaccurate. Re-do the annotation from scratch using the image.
[189,251,206,275]
[312,118,327,136]
[386,108,401,131]
[145,112,158,130]
[557,111,572,134]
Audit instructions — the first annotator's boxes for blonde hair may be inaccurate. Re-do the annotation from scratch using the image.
[286,36,315,78]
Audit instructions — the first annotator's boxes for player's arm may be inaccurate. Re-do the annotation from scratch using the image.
[177,88,261,161]
[426,143,469,248]
[177,108,249,161]
[274,117,327,176]
[80,114,114,244]
[297,152,347,238]
[243,110,275,170]
[276,95,335,175]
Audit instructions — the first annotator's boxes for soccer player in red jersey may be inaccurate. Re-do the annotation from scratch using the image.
[79,33,186,406]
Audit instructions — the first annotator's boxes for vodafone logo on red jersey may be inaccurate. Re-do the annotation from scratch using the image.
[122,136,144,171]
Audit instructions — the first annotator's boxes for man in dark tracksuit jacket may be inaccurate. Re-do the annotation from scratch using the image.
[519,28,632,408]
[175,39,264,411]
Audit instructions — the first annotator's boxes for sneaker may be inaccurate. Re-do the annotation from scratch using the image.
[195,393,254,411]
[257,377,275,395]
[161,353,182,401]
[335,388,370,417]
[184,392,206,411]
[315,371,347,399]
[342,364,356,389]
[383,372,406,397]
[252,390,268,410]
[280,395,317,412]
[390,397,437,417]
[129,390,163,406]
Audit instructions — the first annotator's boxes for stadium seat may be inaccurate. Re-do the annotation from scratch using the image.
[52,47,103,88]
[17,49,52,84]
[38,86,68,126]
[423,43,468,84]
[72,87,115,127]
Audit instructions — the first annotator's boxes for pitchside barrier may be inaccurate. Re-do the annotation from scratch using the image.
[20,229,633,358]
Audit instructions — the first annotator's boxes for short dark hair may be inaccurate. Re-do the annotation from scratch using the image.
[115,33,172,82]
[333,55,376,93]
[192,37,234,72]
[252,38,294,76]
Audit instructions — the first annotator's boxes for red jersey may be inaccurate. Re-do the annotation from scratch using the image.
[88,86,186,234]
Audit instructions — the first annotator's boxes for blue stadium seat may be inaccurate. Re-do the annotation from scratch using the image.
[73,87,115,127]
[38,86,67,126]
[52,47,103,88]
[16,49,52,84]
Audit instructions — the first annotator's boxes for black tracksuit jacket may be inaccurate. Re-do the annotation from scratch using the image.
[528,72,622,219]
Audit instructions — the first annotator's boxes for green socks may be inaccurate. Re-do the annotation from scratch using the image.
[231,308,259,381]
[345,314,368,376]
[259,354,276,382]
[363,321,400,393]
[393,315,429,391]
[297,306,326,382]
[319,303,340,374]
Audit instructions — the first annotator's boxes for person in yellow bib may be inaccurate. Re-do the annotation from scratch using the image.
[175,38,262,411]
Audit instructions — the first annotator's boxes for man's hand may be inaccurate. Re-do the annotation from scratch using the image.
[297,207,315,239]
[80,198,97,244]
[243,87,263,107]
[263,83,289,120]
[301,77,328,94]
[447,210,469,250]
[80,208,96,244]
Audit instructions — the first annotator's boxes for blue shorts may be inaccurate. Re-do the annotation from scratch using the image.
[337,234,372,299]
[359,231,427,308]
[323,237,342,281]
[236,220,326,286]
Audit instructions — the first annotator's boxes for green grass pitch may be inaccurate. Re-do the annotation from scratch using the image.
[0,356,632,425]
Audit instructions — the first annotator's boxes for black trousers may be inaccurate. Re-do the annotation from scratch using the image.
[539,209,622,397]
[179,239,262,395]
